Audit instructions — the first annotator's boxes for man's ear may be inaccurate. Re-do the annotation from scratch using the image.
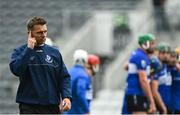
[142,41,150,50]
[142,44,148,50]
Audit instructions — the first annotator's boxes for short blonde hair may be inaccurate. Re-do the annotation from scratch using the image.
[26,16,47,31]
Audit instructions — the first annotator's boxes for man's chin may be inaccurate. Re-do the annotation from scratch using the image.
[36,42,45,46]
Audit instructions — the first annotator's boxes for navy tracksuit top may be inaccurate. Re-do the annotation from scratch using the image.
[9,44,72,105]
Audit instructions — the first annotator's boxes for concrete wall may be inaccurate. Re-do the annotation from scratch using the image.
[57,11,114,68]
[93,11,114,56]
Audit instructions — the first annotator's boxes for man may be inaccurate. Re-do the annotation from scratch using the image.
[125,34,156,114]
[151,43,172,113]
[9,16,71,114]
[150,54,167,114]
[170,48,180,113]
[84,54,100,113]
[66,50,100,115]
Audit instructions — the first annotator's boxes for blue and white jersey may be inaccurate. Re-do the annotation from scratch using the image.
[66,65,92,114]
[154,64,172,108]
[125,48,151,95]
[150,55,162,75]
[171,66,180,110]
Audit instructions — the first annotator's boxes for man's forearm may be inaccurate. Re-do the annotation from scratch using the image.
[140,80,154,104]
[153,91,167,113]
[60,75,72,100]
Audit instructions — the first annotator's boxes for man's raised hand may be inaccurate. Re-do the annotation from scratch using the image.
[27,31,36,49]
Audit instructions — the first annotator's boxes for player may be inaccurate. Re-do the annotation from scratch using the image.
[66,50,100,115]
[124,34,156,114]
[170,47,180,113]
[150,54,167,114]
[151,43,172,113]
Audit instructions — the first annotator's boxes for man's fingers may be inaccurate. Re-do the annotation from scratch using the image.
[28,31,32,38]
[148,108,156,114]
[28,31,35,40]
[60,98,71,111]
[63,105,70,111]
[63,102,67,107]
[62,102,71,111]
[27,31,36,49]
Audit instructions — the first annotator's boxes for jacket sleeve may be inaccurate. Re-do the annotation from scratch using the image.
[9,46,33,77]
[76,77,89,113]
[58,53,72,101]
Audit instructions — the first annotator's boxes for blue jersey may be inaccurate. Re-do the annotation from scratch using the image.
[171,66,180,110]
[125,48,151,95]
[154,64,172,108]
[150,55,162,75]
[9,44,71,105]
[66,65,92,114]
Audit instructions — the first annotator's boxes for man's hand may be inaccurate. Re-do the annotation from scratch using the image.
[162,107,167,114]
[59,98,71,112]
[148,102,156,114]
[27,31,36,49]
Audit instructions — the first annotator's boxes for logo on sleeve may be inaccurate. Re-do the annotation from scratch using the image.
[141,60,146,69]
[45,55,53,63]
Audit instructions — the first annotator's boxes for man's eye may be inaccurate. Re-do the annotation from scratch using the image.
[37,31,47,34]
[37,32,43,34]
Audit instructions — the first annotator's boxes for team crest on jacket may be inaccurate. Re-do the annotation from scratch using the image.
[45,55,53,63]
